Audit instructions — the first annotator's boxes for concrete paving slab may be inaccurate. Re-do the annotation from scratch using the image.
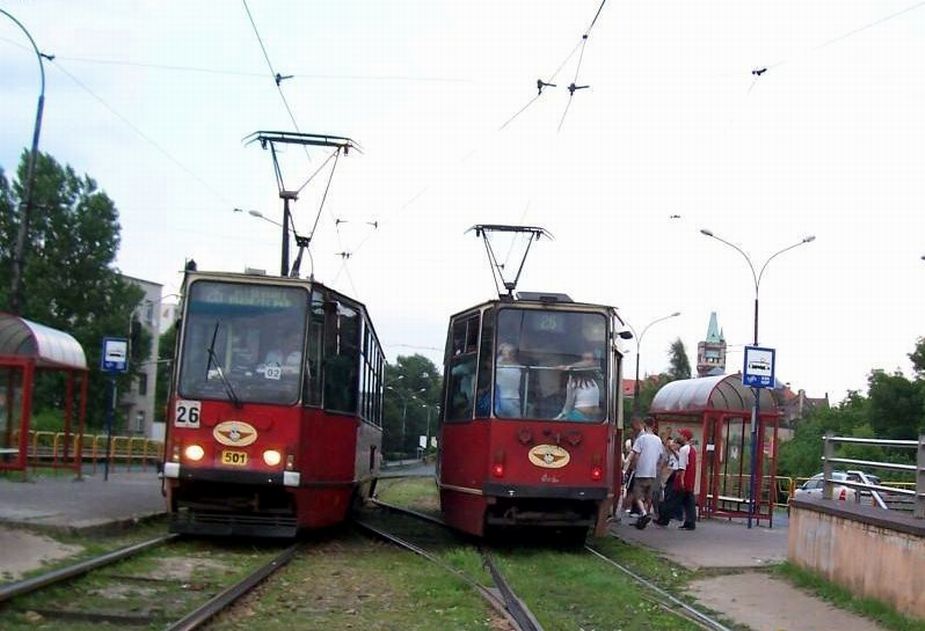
[688,573,886,631]
[610,516,788,569]
[0,527,83,580]
[0,470,165,533]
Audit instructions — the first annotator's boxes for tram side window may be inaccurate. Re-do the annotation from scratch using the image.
[474,308,494,418]
[324,299,360,414]
[445,314,480,422]
[304,291,325,407]
[358,322,384,427]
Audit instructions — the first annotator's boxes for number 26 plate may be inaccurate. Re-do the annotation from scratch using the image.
[221,450,248,466]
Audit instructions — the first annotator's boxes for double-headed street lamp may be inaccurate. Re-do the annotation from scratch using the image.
[626,312,681,420]
[700,228,815,528]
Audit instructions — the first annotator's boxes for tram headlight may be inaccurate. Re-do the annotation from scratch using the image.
[263,449,282,466]
[184,444,205,462]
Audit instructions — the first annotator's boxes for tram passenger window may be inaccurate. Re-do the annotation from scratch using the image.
[304,291,325,407]
[475,308,494,418]
[324,300,360,414]
[445,314,480,422]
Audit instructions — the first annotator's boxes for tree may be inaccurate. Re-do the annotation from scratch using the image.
[666,337,691,380]
[382,354,441,457]
[866,369,924,439]
[908,337,925,378]
[155,322,178,424]
[0,151,148,428]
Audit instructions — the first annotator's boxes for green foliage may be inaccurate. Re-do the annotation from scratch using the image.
[0,151,147,429]
[867,369,925,439]
[383,354,442,456]
[154,322,178,423]
[667,336,692,380]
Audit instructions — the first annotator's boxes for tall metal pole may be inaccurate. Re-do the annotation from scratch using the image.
[280,196,291,276]
[2,9,47,315]
[700,229,814,528]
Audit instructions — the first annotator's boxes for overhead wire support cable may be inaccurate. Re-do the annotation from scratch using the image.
[558,0,608,132]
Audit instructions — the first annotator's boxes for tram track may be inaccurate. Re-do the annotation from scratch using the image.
[356,504,543,631]
[368,498,731,631]
[0,533,298,630]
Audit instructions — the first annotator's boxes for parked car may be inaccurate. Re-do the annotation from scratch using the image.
[794,472,857,502]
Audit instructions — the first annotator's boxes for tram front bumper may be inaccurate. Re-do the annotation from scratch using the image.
[163,462,300,487]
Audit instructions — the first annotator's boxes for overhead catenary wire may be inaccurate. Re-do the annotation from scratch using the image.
[558,0,608,132]
[241,0,311,162]
[48,59,233,206]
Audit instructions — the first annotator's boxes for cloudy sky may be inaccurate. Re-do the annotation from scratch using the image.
[3,0,924,401]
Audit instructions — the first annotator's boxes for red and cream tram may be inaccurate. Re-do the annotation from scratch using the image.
[437,291,629,540]
[162,270,383,537]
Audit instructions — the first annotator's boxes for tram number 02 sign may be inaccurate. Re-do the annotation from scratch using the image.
[174,400,202,428]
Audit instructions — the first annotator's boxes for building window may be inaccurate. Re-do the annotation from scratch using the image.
[137,373,148,396]
[134,410,145,432]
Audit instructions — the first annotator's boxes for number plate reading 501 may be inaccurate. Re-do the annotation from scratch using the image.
[221,450,248,466]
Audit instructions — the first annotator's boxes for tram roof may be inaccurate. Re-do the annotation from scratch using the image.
[0,313,87,370]
[449,295,621,319]
[649,374,779,415]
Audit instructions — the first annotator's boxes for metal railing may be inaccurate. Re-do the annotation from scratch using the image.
[821,432,924,518]
[11,430,165,473]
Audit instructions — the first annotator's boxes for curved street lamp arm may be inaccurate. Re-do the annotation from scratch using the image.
[0,9,46,93]
[701,230,758,295]
[756,237,815,288]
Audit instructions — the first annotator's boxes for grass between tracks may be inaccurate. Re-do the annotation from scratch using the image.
[373,477,703,631]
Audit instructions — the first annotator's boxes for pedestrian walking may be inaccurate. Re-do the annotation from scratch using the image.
[655,429,697,528]
[624,417,663,530]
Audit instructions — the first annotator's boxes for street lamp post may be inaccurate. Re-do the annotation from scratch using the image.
[386,385,426,456]
[626,312,681,420]
[700,228,815,528]
[2,9,49,315]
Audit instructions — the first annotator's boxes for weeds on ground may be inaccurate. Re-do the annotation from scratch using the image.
[776,562,925,631]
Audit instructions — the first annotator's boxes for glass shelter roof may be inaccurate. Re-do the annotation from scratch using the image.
[0,313,87,370]
[650,374,777,415]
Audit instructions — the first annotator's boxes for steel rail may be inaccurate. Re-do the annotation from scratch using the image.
[369,497,448,527]
[482,550,544,631]
[353,518,524,630]
[166,543,298,631]
[586,545,732,631]
[0,534,178,603]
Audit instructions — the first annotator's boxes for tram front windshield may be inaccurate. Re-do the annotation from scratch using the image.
[178,281,309,406]
[495,308,608,422]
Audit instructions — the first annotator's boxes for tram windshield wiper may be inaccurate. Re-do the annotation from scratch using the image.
[205,321,242,408]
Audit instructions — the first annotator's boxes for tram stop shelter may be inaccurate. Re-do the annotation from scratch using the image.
[0,313,88,473]
[649,374,781,526]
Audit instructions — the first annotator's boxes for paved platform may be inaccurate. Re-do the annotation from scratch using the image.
[609,515,788,569]
[610,514,887,630]
[0,469,165,533]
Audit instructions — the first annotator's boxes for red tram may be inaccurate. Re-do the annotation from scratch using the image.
[437,292,629,540]
[162,270,384,537]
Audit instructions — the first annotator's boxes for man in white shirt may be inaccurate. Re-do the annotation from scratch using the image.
[625,416,664,530]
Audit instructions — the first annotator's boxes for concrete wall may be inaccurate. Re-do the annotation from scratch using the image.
[789,497,925,618]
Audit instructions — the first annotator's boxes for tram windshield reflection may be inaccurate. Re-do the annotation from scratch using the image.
[494,308,607,422]
[178,281,309,405]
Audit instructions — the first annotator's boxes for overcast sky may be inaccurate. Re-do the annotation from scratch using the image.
[3,0,925,401]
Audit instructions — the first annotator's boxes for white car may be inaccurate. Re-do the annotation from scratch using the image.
[794,472,857,502]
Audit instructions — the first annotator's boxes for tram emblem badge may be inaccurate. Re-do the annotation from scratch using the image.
[213,421,258,447]
[528,444,570,469]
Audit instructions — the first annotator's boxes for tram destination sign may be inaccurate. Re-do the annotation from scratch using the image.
[742,346,775,389]
[101,337,129,373]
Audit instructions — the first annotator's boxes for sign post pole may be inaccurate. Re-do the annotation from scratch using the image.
[100,337,129,482]
[742,345,775,529]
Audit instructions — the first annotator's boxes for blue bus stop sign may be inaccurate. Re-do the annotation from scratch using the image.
[742,346,775,389]
[101,337,129,373]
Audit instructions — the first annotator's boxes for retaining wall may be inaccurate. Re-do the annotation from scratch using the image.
[788,497,925,618]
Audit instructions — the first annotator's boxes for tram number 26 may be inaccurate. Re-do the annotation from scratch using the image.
[175,400,202,428]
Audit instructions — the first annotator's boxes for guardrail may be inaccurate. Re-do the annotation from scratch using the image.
[821,432,924,518]
[14,431,164,473]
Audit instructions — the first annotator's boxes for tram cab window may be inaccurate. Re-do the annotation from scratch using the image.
[494,308,608,422]
[178,281,309,406]
[445,314,480,422]
[474,308,495,418]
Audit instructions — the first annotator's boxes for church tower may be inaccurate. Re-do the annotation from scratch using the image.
[696,312,726,377]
